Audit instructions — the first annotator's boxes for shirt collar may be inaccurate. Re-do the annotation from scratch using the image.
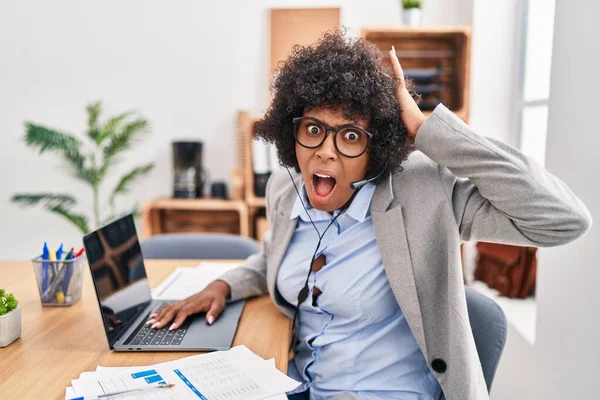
[290,182,376,223]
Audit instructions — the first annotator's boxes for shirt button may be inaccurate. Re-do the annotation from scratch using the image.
[431,358,447,373]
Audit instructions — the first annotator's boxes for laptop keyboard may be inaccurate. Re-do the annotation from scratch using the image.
[125,312,192,346]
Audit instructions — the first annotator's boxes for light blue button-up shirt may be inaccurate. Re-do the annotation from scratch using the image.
[277,183,442,400]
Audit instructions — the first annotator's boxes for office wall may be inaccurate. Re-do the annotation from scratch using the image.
[0,0,474,259]
[491,0,600,398]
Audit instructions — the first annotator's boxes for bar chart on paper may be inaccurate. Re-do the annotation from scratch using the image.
[68,346,298,399]
[93,370,173,399]
[173,359,268,400]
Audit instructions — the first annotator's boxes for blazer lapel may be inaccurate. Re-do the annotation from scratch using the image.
[371,173,427,358]
[266,181,299,298]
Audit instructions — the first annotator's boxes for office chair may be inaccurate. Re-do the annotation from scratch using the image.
[140,232,260,260]
[465,286,508,393]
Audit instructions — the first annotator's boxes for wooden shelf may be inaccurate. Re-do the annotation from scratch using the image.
[141,197,249,238]
[247,196,266,208]
[238,110,269,239]
[147,197,247,211]
[362,26,471,123]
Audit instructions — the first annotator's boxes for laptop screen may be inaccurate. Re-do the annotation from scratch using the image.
[83,214,152,348]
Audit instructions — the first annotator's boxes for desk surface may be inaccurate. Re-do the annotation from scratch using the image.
[0,260,290,400]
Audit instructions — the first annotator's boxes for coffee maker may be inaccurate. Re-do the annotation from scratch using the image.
[172,141,207,198]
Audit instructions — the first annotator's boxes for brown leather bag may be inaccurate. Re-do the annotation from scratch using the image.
[474,242,537,299]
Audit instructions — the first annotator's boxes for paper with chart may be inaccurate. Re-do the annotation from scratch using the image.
[151,262,239,301]
[80,359,287,400]
[69,346,298,400]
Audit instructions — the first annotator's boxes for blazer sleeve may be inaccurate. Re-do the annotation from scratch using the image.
[217,180,274,302]
[414,104,592,247]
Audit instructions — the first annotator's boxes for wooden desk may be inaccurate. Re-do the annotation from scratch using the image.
[141,198,250,238]
[0,260,290,400]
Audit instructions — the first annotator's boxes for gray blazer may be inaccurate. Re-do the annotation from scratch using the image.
[219,104,592,400]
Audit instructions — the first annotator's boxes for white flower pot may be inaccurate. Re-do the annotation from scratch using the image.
[403,8,422,27]
[0,306,21,347]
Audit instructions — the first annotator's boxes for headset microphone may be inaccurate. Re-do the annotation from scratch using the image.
[349,162,388,190]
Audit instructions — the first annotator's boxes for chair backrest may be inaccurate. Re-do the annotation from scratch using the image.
[140,233,261,260]
[465,287,508,393]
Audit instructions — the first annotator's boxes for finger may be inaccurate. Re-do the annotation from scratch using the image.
[153,304,169,318]
[389,46,406,86]
[152,307,177,329]
[169,307,193,331]
[206,299,226,325]
[148,304,170,324]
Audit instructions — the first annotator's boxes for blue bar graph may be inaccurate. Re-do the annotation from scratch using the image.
[144,374,163,384]
[131,370,158,379]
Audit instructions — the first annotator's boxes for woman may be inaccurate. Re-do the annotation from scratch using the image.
[148,31,592,399]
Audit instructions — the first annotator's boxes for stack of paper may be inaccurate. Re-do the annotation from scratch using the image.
[152,262,240,301]
[66,345,299,399]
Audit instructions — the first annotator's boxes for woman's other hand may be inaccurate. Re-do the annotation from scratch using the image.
[147,280,231,330]
[389,46,427,145]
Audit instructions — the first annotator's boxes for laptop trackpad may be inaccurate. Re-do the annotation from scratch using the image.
[182,300,245,351]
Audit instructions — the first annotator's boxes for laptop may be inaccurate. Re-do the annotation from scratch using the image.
[82,214,245,352]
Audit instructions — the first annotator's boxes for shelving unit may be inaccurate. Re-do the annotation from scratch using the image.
[238,110,269,241]
[140,198,249,239]
[362,26,471,122]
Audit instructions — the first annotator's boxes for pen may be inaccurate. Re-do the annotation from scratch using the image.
[42,242,49,293]
[41,251,70,302]
[57,243,64,261]
[43,248,58,303]
[68,383,175,400]
[49,248,57,283]
[55,244,65,302]
[62,247,74,294]
[75,247,85,258]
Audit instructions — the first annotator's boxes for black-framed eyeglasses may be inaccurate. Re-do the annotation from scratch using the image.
[293,116,373,158]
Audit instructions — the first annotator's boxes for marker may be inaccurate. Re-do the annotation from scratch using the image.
[49,248,65,304]
[62,248,74,293]
[42,242,49,293]
[56,243,64,261]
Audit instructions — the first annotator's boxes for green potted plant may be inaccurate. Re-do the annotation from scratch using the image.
[11,101,154,233]
[402,0,423,27]
[0,289,21,347]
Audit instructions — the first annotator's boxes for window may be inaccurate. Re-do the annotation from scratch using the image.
[515,0,557,167]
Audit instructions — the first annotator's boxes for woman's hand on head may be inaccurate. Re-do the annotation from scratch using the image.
[146,280,231,330]
[389,46,427,145]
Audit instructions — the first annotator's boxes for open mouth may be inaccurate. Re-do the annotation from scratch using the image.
[312,173,337,198]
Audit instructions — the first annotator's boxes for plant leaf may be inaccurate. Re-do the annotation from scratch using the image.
[103,118,149,160]
[25,123,81,153]
[11,193,77,208]
[98,118,150,178]
[95,111,135,145]
[24,123,94,183]
[46,203,90,233]
[5,293,18,312]
[86,101,102,141]
[109,163,154,204]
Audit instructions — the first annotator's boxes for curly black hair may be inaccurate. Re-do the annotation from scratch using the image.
[254,29,415,182]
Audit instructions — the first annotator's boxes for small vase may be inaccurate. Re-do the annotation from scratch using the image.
[403,8,422,27]
[0,306,22,347]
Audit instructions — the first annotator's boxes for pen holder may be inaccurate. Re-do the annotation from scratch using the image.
[32,255,85,306]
